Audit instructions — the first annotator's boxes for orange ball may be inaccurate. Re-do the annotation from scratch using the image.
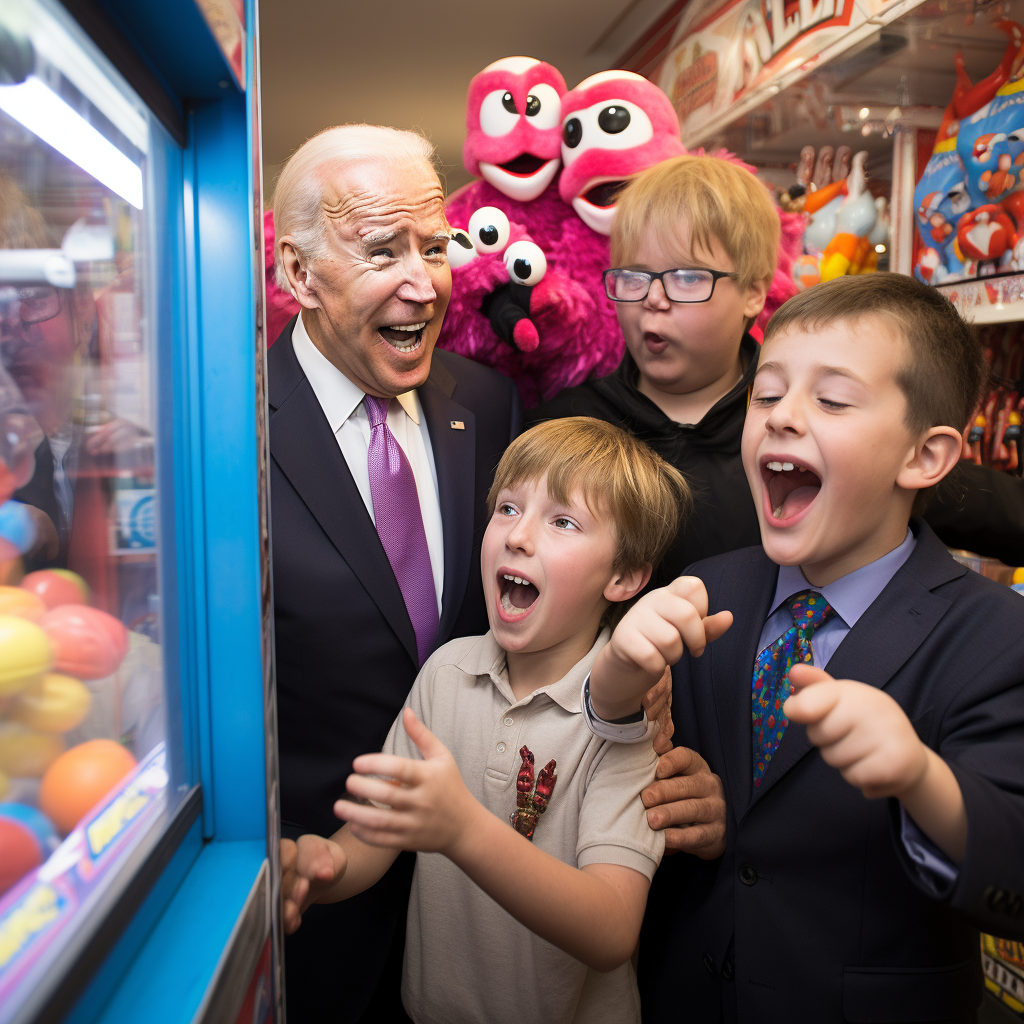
[0,585,46,621]
[39,606,129,680]
[39,739,137,835]
[21,570,89,610]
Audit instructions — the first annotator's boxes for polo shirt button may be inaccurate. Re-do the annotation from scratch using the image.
[722,961,734,980]
[739,864,758,886]
[504,717,514,727]
[496,742,506,754]
[703,953,715,974]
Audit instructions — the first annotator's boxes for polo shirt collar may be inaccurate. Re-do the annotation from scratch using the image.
[768,528,917,629]
[292,311,420,428]
[458,628,611,713]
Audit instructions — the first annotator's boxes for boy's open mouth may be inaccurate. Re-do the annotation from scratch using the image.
[500,154,547,177]
[379,322,426,353]
[761,457,822,524]
[498,571,540,619]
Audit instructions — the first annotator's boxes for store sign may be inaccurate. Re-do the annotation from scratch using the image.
[0,744,167,1016]
[657,0,904,140]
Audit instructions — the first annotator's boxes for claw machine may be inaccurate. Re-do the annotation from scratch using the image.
[0,0,280,1021]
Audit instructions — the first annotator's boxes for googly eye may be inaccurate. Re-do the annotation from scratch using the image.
[447,229,478,269]
[561,99,654,167]
[468,207,511,254]
[524,83,561,130]
[479,89,520,138]
[503,240,547,286]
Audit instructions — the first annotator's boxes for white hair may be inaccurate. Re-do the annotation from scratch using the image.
[272,124,437,290]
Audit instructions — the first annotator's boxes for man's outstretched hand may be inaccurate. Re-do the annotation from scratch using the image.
[641,746,726,859]
[280,833,347,934]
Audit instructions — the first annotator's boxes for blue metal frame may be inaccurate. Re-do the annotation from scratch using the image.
[55,0,271,1019]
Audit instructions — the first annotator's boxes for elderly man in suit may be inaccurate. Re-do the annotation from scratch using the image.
[269,125,522,1022]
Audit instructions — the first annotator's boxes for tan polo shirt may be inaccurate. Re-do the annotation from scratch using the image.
[383,629,664,1024]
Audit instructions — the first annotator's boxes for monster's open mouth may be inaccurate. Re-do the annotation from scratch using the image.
[500,154,548,176]
[582,180,628,208]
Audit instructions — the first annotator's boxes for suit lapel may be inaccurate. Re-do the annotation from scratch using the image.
[710,548,778,815]
[418,355,477,645]
[745,522,964,813]
[268,323,418,664]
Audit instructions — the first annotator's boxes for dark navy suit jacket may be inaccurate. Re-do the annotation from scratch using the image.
[639,520,1024,1024]
[269,317,522,1021]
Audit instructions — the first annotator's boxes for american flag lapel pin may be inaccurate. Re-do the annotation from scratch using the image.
[450,420,465,430]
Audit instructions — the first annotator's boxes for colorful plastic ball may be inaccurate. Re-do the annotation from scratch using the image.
[0,817,43,894]
[40,739,137,835]
[0,586,46,621]
[39,606,128,680]
[0,501,37,555]
[21,569,89,610]
[0,614,53,695]
[8,673,92,733]
[0,721,65,777]
[0,802,58,854]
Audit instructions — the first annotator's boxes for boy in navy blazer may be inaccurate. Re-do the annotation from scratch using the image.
[586,273,1024,1024]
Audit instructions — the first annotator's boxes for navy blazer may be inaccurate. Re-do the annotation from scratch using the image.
[269,318,521,1022]
[639,520,1024,1024]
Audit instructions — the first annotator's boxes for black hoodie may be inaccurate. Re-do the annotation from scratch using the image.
[530,336,1024,583]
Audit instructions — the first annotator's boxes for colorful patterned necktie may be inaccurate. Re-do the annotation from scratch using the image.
[751,590,835,788]
[364,395,439,666]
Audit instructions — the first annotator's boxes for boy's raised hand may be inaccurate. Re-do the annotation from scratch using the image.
[335,708,479,857]
[590,576,733,721]
[280,834,347,934]
[784,663,966,863]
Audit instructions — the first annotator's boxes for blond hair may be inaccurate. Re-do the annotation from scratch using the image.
[272,124,437,290]
[488,417,691,574]
[611,155,779,291]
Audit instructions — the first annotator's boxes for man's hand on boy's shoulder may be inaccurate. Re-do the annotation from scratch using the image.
[590,576,733,721]
[280,833,348,934]
[642,746,726,859]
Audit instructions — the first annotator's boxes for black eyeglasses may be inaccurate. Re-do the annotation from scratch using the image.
[603,267,738,304]
[0,286,63,325]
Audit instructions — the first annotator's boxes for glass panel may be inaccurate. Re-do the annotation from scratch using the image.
[0,0,182,1012]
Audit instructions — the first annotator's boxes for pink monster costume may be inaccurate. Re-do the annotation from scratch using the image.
[442,64,801,406]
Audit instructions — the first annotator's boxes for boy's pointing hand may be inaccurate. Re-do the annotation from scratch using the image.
[783,664,928,800]
[590,576,733,720]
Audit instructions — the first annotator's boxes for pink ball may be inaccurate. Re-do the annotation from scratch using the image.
[39,606,129,680]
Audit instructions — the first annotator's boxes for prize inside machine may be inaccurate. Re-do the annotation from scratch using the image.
[0,0,185,1017]
[650,0,1024,1012]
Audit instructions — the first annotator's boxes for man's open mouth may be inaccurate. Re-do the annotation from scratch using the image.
[498,571,540,618]
[582,180,628,209]
[761,458,822,523]
[500,154,547,177]
[379,322,426,353]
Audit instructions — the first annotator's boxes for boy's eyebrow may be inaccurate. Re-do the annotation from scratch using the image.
[754,360,869,388]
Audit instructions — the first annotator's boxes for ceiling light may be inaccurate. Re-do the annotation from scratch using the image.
[875,244,886,253]
[0,76,143,209]
[859,107,870,119]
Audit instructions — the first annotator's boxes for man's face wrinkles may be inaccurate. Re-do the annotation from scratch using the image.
[304,159,452,399]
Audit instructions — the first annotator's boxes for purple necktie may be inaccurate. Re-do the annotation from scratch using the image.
[364,395,439,665]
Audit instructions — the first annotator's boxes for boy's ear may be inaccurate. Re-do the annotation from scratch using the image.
[896,426,963,492]
[604,563,652,604]
[741,277,769,321]
[279,239,321,309]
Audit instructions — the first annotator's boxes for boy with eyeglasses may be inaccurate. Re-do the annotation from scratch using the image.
[530,155,1024,582]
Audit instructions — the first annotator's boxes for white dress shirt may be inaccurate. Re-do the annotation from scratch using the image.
[291,313,444,614]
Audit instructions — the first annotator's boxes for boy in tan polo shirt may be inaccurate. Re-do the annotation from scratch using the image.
[280,417,703,1024]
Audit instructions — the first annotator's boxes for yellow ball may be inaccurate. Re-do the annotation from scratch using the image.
[0,721,65,777]
[0,615,53,696]
[8,673,92,733]
[1013,567,1024,585]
